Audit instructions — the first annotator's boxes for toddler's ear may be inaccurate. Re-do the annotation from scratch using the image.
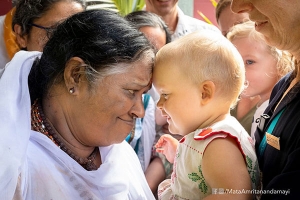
[200,81,215,105]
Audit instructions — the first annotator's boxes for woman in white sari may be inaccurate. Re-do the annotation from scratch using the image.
[0,10,155,200]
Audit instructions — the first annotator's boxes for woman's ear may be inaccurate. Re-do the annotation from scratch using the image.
[64,57,86,94]
[200,80,215,105]
[14,24,27,49]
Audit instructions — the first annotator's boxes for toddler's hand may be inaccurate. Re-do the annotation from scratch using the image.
[155,134,179,163]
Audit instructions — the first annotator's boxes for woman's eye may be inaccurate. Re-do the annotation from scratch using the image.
[245,60,254,65]
[128,90,135,94]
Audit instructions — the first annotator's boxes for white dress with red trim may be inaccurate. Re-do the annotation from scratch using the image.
[158,115,259,200]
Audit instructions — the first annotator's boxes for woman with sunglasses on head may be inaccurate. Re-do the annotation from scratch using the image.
[0,0,85,77]
[0,9,156,199]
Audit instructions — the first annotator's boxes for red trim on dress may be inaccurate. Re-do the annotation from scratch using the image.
[194,129,246,160]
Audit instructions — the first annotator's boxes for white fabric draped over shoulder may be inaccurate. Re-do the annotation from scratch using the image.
[0,50,38,199]
[0,51,155,200]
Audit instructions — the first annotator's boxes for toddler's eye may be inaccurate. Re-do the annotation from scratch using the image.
[162,94,169,100]
[245,60,254,65]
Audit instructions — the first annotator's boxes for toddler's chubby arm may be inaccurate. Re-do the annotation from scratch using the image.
[155,134,179,163]
[202,137,252,200]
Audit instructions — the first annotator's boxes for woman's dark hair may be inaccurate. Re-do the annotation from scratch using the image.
[28,9,154,102]
[12,0,86,36]
[125,10,172,44]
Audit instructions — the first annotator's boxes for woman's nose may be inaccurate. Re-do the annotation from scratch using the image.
[131,97,146,118]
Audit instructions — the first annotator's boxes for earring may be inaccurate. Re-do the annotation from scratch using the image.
[69,87,75,94]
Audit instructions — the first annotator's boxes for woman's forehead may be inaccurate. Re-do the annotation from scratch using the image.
[106,61,152,84]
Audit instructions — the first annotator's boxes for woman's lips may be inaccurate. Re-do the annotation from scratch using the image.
[119,117,134,126]
[255,21,268,31]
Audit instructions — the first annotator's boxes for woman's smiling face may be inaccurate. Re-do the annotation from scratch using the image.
[231,0,300,56]
[69,57,154,147]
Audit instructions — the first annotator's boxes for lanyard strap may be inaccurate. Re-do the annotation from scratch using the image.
[258,108,285,157]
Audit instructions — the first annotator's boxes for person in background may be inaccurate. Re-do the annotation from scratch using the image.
[227,21,294,139]
[215,0,259,135]
[145,0,220,41]
[153,30,259,200]
[0,10,156,199]
[125,10,171,52]
[232,0,300,199]
[0,7,18,76]
[215,0,249,37]
[125,10,172,196]
[0,0,85,77]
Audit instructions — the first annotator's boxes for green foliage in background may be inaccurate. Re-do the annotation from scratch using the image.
[86,0,118,12]
[86,0,145,16]
[113,0,145,16]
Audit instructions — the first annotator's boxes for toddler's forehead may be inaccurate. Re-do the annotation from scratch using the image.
[154,59,184,77]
